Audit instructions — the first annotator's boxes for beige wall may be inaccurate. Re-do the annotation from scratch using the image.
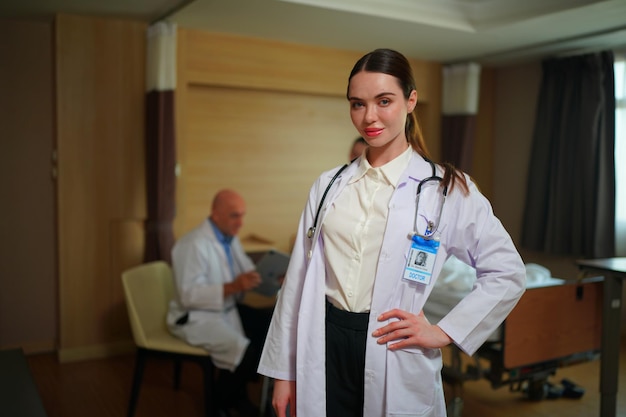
[0,19,445,360]
[472,68,496,199]
[5,14,619,358]
[175,29,444,252]
[55,14,147,361]
[492,63,541,247]
[0,19,57,353]
[1,15,148,360]
[491,61,582,279]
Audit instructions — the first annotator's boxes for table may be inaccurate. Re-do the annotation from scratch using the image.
[576,257,626,417]
[0,348,48,417]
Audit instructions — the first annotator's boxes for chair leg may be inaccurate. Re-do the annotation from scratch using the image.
[173,359,183,390]
[202,360,216,417]
[259,376,271,417]
[127,349,147,417]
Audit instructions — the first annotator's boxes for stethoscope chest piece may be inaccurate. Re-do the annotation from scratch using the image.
[307,227,315,238]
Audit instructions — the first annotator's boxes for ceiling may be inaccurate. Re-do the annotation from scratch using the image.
[2,0,626,66]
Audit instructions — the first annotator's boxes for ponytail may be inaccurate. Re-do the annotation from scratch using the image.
[407,108,469,195]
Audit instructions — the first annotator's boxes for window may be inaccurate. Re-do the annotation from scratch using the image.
[616,53,626,255]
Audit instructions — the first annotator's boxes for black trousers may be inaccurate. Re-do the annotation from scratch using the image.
[325,300,369,417]
[237,302,274,376]
[217,303,274,407]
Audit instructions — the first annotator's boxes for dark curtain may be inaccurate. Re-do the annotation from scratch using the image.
[521,51,615,258]
[144,90,176,263]
[441,115,476,173]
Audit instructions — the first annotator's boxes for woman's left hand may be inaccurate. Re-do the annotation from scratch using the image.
[372,309,452,350]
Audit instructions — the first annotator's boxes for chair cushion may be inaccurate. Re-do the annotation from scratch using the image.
[144,329,210,356]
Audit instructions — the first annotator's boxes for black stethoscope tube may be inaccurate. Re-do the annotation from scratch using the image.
[307,163,349,238]
[306,155,445,240]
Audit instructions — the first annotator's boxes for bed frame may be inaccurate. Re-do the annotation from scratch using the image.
[443,277,603,416]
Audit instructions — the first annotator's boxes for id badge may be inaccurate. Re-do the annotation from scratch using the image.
[403,235,439,285]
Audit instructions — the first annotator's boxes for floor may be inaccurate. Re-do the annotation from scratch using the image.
[444,347,626,417]
[25,341,626,417]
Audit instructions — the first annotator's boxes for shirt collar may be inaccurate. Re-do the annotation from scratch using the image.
[351,145,412,187]
[208,218,233,245]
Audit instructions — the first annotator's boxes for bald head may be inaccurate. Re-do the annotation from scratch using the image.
[210,189,246,237]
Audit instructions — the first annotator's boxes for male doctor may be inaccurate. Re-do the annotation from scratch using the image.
[167,189,262,417]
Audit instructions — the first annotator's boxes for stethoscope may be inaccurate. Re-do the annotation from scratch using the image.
[412,160,448,240]
[306,162,350,238]
[306,156,448,240]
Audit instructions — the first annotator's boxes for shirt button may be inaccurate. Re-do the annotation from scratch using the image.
[348,291,354,297]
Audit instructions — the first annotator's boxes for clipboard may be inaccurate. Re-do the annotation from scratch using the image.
[254,249,290,296]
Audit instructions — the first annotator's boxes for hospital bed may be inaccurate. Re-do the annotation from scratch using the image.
[423,256,603,416]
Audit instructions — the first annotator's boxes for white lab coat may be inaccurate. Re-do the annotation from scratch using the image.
[167,220,256,371]
[258,151,526,417]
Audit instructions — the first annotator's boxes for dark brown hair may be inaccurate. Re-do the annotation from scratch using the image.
[348,48,468,194]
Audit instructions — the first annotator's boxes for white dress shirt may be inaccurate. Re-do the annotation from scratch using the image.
[323,146,412,312]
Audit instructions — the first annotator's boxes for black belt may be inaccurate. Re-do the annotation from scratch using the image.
[175,313,189,325]
[175,304,237,326]
[325,299,369,331]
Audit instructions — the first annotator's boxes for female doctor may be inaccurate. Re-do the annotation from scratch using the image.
[257,48,526,417]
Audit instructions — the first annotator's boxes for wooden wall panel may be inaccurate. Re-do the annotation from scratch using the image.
[472,68,495,199]
[0,19,56,354]
[175,29,443,249]
[178,85,356,250]
[181,29,439,104]
[55,14,146,361]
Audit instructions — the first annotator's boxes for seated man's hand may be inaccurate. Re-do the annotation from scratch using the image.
[236,271,262,292]
[224,271,261,298]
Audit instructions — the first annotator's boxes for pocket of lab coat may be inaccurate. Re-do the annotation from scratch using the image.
[386,347,442,416]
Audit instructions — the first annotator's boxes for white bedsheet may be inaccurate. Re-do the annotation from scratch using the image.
[423,256,564,342]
